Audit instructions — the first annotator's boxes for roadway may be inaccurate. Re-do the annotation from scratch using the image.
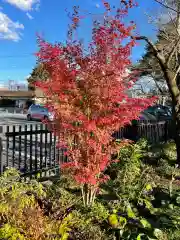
[0,111,62,173]
[0,111,40,130]
[0,111,37,126]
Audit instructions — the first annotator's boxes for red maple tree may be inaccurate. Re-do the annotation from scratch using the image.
[36,0,155,206]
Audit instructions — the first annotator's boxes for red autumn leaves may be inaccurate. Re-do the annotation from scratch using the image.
[36,0,155,187]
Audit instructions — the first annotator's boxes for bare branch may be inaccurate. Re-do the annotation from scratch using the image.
[164,0,180,35]
[133,36,157,51]
[166,37,180,66]
[173,65,180,82]
[176,0,180,34]
[133,36,165,65]
[154,0,180,13]
[148,73,165,94]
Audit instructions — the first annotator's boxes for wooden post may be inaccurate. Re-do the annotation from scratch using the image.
[0,126,3,174]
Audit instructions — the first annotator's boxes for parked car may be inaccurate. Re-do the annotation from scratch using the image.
[139,111,157,121]
[27,104,54,121]
[144,105,172,121]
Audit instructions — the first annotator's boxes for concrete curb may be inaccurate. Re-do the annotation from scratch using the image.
[0,113,26,119]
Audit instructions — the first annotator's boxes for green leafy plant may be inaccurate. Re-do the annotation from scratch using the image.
[102,140,172,239]
[106,139,157,201]
[68,207,111,240]
[0,169,73,240]
[108,202,169,239]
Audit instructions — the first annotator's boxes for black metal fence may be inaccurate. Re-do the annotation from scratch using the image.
[0,124,67,177]
[113,120,173,143]
[0,120,174,177]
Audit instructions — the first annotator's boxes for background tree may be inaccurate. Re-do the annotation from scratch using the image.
[137,24,176,103]
[135,0,180,164]
[27,63,49,91]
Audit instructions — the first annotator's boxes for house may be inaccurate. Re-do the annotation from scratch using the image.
[0,90,34,108]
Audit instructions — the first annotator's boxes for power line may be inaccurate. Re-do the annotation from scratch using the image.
[0,53,35,58]
[0,66,33,69]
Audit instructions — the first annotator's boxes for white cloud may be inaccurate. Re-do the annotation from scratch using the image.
[95,3,100,8]
[4,0,40,11]
[0,11,24,41]
[88,0,101,8]
[26,12,33,19]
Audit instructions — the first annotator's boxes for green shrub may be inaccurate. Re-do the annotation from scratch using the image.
[101,140,174,239]
[0,169,73,240]
[156,158,180,180]
[163,142,177,162]
[149,141,177,163]
[106,139,157,201]
[0,169,112,240]
[70,210,110,240]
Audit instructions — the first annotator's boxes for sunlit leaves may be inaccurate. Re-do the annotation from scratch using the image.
[36,1,155,191]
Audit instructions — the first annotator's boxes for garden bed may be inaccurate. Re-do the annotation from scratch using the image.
[0,140,180,239]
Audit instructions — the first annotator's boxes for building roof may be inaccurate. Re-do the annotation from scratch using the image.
[0,90,35,98]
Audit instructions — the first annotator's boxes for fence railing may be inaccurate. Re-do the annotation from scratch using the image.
[0,120,174,177]
[113,120,173,143]
[0,124,67,177]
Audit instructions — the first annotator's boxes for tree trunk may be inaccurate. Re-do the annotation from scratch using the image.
[175,125,180,166]
[161,70,180,165]
[135,35,180,164]
[136,33,180,165]
[172,101,180,165]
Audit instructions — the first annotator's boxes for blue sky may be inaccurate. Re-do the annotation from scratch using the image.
[0,0,160,87]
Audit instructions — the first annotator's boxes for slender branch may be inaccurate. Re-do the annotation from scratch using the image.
[149,73,165,95]
[173,65,180,82]
[176,0,180,34]
[166,37,180,66]
[154,0,179,13]
[135,35,180,99]
[134,36,157,52]
[81,186,86,206]
[133,36,166,65]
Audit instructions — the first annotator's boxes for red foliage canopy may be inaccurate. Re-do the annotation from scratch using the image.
[36,0,156,186]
